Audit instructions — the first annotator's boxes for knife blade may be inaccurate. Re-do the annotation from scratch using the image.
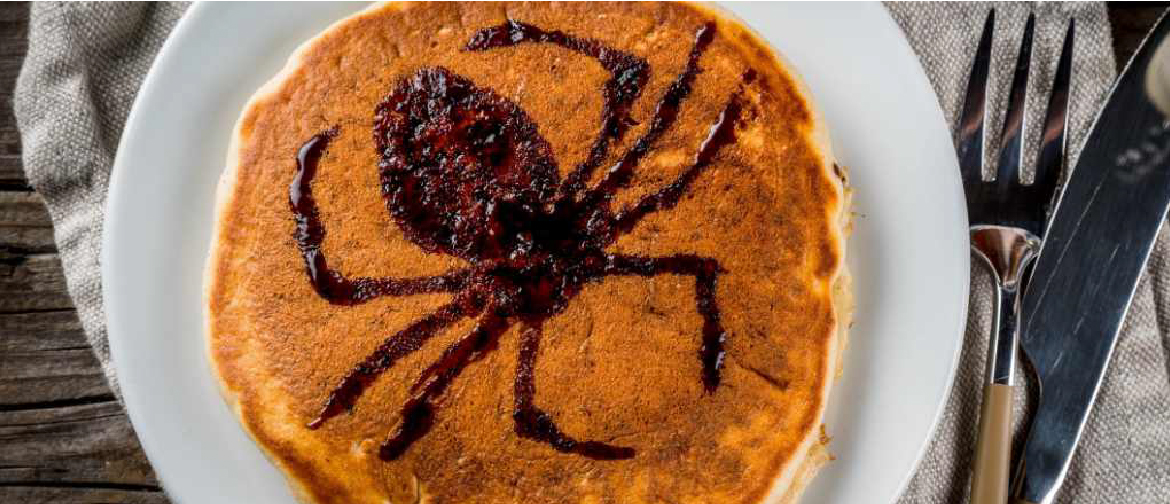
[1014,12,1170,504]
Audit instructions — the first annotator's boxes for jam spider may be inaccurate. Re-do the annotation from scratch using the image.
[293,20,757,461]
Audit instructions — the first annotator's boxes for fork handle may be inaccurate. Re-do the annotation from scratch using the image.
[972,383,1016,504]
[969,227,1038,504]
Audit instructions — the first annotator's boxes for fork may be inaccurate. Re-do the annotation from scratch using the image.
[955,10,1074,504]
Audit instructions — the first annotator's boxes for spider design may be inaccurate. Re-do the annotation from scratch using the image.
[293,20,757,461]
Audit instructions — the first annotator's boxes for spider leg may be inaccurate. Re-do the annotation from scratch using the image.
[381,310,511,460]
[307,292,485,429]
[306,261,471,306]
[577,23,717,212]
[512,322,635,460]
[464,20,649,199]
[292,128,471,305]
[607,84,748,239]
[603,254,727,391]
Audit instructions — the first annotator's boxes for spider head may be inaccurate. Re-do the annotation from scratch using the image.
[376,67,562,263]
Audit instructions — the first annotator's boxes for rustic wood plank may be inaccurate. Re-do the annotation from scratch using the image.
[0,192,66,313]
[0,191,51,227]
[0,401,159,487]
[0,308,116,415]
[0,306,113,404]
[0,343,112,405]
[0,0,26,191]
[0,224,55,254]
[0,191,56,256]
[0,5,163,502]
[1,310,86,353]
[0,253,73,314]
[0,488,169,504]
[0,157,30,191]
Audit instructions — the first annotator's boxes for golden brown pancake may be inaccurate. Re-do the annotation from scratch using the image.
[206,2,850,503]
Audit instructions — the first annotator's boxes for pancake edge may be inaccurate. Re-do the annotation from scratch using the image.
[204,4,395,502]
[204,2,854,503]
[693,3,852,503]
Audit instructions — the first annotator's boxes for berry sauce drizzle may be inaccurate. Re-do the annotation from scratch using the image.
[291,130,468,304]
[294,20,754,461]
[467,19,650,199]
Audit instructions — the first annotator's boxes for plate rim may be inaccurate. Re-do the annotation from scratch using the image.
[856,5,971,501]
[101,3,970,503]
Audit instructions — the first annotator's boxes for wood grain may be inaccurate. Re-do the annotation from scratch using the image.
[0,2,1160,503]
[0,4,164,503]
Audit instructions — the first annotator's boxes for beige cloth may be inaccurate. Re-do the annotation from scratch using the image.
[886,3,1170,503]
[14,1,188,397]
[13,2,1168,502]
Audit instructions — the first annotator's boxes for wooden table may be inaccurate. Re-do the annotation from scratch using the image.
[0,3,1164,503]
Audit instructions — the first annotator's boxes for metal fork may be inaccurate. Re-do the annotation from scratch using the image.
[955,10,1074,504]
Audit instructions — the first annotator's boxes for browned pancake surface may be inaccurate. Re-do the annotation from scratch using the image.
[208,2,843,503]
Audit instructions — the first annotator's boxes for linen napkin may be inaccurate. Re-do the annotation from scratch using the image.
[885,3,1170,503]
[14,2,1169,502]
[15,1,188,397]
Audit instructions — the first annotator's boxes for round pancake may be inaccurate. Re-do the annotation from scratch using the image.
[206,2,850,503]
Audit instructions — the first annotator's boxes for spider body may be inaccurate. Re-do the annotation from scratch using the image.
[376,66,563,263]
[376,65,636,321]
[295,20,754,462]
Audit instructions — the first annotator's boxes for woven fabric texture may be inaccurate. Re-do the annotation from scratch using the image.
[887,3,1169,503]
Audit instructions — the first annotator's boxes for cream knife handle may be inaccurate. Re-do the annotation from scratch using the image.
[971,383,1015,504]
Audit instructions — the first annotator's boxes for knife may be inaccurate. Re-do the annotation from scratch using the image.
[1014,12,1170,504]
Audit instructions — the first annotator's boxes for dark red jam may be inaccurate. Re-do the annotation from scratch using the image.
[293,20,755,462]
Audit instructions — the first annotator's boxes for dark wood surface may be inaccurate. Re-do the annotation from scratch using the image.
[0,3,1162,503]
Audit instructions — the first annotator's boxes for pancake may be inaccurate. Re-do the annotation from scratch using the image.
[205,2,851,503]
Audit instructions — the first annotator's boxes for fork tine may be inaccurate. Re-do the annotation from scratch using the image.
[995,13,1036,184]
[955,9,995,183]
[1033,18,1074,195]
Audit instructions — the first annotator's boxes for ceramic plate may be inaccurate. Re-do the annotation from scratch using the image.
[103,3,969,503]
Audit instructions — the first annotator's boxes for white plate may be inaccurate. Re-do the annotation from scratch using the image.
[103,2,969,503]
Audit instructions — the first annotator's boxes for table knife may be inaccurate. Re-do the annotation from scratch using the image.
[1014,11,1170,504]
